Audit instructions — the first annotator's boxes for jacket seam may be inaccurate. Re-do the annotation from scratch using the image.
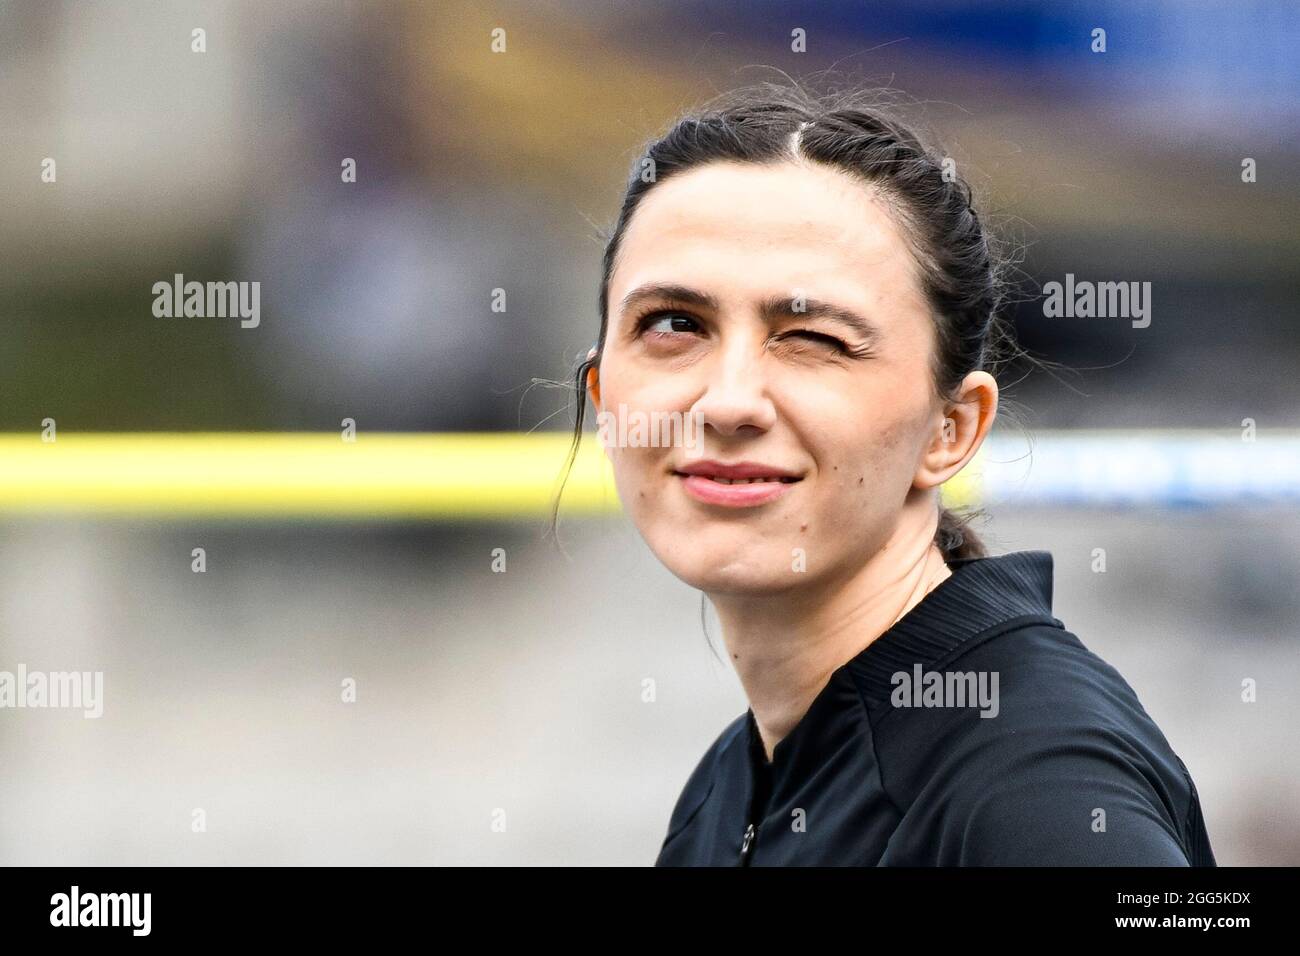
[931,613,1066,674]
[659,777,716,850]
[862,614,1063,824]
[659,723,746,850]
[855,681,907,821]
[870,614,1063,732]
[1173,753,1200,863]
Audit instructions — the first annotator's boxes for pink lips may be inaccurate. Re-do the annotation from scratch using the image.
[673,460,803,508]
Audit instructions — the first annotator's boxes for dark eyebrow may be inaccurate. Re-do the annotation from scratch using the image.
[758,293,881,345]
[618,283,721,316]
[618,283,881,345]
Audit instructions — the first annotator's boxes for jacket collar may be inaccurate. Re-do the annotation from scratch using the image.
[744,549,1060,777]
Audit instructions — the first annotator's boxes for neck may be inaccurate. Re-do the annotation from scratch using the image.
[710,493,953,763]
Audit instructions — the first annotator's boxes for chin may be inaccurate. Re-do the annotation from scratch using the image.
[648,530,805,596]
[673,562,806,597]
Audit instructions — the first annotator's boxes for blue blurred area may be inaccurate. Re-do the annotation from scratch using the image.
[689,0,1300,119]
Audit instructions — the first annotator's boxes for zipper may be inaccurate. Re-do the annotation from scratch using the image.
[739,822,758,865]
[741,711,772,866]
[740,771,769,866]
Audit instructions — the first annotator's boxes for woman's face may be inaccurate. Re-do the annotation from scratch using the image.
[596,159,949,595]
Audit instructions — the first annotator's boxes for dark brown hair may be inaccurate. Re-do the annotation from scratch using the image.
[555,81,1025,563]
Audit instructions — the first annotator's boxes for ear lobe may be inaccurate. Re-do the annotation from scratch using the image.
[917,372,998,489]
[586,364,602,409]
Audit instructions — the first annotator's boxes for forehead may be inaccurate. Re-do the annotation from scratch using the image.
[609,160,928,313]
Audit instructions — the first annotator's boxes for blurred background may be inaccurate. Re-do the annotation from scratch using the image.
[1,0,1297,865]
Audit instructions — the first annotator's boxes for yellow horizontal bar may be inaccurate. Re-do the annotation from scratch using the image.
[0,432,979,519]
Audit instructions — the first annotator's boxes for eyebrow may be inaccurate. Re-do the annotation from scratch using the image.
[618,283,881,344]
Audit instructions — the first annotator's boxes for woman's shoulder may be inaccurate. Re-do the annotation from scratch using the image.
[657,712,748,848]
[950,618,1176,744]
[877,619,1212,865]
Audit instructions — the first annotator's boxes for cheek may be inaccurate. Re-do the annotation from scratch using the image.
[795,388,930,501]
[599,352,697,414]
[597,355,694,492]
[606,445,655,494]
[604,443,676,539]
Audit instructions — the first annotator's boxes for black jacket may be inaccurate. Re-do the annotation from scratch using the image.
[654,550,1216,866]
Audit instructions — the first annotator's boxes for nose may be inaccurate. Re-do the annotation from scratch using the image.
[690,336,778,438]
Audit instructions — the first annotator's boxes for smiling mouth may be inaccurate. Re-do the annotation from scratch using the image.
[677,474,801,485]
[671,465,804,508]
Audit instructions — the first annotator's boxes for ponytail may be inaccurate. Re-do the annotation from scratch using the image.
[935,506,987,562]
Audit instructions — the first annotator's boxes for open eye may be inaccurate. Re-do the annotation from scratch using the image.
[636,310,701,337]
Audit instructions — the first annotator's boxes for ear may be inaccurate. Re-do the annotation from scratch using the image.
[914,371,998,490]
[585,347,602,409]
